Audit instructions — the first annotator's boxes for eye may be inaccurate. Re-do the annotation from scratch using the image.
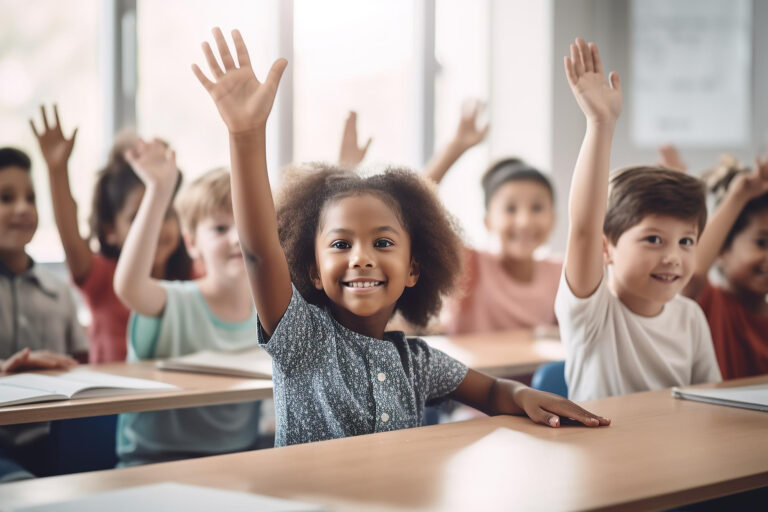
[374,239,394,248]
[644,235,662,244]
[214,224,228,234]
[680,237,695,247]
[531,203,544,213]
[756,238,767,249]
[331,240,350,250]
[505,205,517,214]
[0,193,13,203]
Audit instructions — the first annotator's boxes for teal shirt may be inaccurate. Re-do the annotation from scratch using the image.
[117,280,262,466]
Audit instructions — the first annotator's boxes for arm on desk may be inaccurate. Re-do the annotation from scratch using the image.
[450,369,610,428]
[0,348,77,373]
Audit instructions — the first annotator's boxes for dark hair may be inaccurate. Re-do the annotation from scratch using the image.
[707,159,768,250]
[276,163,464,326]
[89,134,192,280]
[0,147,32,172]
[481,158,554,208]
[603,166,707,244]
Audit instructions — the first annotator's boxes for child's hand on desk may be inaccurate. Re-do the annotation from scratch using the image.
[512,387,610,428]
[564,38,622,125]
[193,27,287,133]
[30,104,78,174]
[1,348,77,373]
[124,138,178,193]
[338,111,372,167]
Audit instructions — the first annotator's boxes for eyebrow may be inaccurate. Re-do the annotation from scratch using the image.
[638,227,697,236]
[325,225,400,237]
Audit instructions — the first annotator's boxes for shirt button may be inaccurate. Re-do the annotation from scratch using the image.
[377,372,386,382]
[381,413,390,422]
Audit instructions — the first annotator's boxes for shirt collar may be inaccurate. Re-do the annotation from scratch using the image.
[0,256,60,299]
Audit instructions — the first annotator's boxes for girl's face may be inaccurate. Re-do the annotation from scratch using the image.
[106,185,180,267]
[484,180,555,260]
[0,167,38,253]
[719,209,768,298]
[188,211,244,281]
[312,193,419,325]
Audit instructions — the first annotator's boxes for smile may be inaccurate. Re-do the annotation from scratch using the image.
[343,280,385,289]
[651,274,680,283]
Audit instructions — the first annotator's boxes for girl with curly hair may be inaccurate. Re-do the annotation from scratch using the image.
[193,28,610,446]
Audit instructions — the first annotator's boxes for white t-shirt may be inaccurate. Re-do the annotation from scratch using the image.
[555,270,722,401]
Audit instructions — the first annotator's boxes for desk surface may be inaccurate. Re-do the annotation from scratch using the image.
[0,362,273,426]
[2,375,765,511]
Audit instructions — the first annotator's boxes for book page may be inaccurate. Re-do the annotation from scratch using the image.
[158,348,273,378]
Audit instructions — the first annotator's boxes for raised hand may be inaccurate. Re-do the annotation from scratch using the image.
[338,111,372,167]
[29,104,78,172]
[733,153,768,200]
[123,138,178,191]
[453,99,489,151]
[658,144,687,173]
[564,38,622,125]
[192,27,287,133]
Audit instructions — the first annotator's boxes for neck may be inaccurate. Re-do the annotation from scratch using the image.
[608,271,664,317]
[0,250,30,275]
[197,273,254,321]
[330,303,395,340]
[499,253,535,282]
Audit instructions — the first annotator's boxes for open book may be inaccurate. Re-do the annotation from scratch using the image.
[157,347,273,379]
[672,383,768,412]
[0,370,179,408]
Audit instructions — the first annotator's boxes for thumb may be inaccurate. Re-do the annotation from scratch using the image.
[266,58,288,89]
[362,137,372,154]
[69,127,79,146]
[609,71,621,91]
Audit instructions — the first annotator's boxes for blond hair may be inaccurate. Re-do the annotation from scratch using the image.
[175,167,233,236]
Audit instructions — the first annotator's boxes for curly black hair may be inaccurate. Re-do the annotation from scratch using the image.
[275,163,464,326]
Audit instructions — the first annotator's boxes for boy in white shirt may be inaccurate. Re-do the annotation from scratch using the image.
[555,39,721,401]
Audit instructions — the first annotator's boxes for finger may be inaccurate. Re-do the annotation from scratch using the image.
[29,119,41,138]
[69,127,79,145]
[53,104,62,132]
[192,64,215,91]
[564,57,577,87]
[362,137,372,154]
[609,71,621,91]
[202,42,224,79]
[40,105,50,131]
[212,27,236,71]
[570,44,583,77]
[577,38,592,73]
[231,29,251,68]
[589,42,603,75]
[544,401,610,427]
[265,58,288,89]
[530,407,561,428]
[2,348,30,372]
[479,123,490,140]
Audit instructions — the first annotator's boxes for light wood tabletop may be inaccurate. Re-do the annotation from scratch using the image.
[0,361,273,426]
[3,375,765,511]
[424,329,565,377]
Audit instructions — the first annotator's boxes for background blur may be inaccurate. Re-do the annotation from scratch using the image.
[1,0,766,262]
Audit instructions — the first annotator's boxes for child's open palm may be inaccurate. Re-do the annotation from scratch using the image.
[454,99,490,151]
[565,39,622,124]
[338,111,372,167]
[29,104,78,172]
[124,138,178,191]
[193,28,287,133]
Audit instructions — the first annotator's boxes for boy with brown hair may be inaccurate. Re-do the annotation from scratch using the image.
[555,39,721,401]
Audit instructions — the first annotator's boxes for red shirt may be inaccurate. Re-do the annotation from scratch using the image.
[697,282,768,379]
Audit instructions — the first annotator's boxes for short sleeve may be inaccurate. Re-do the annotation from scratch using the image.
[127,313,162,360]
[256,285,329,371]
[554,269,609,350]
[75,253,111,299]
[417,341,468,402]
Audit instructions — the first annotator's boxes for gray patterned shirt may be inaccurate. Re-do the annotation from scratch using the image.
[258,286,468,446]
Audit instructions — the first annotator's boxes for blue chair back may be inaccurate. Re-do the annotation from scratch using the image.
[48,415,118,474]
[531,361,568,398]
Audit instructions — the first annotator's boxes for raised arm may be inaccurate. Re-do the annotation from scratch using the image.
[113,139,177,316]
[658,144,687,173]
[423,99,489,184]
[684,154,768,298]
[192,28,290,334]
[30,105,93,282]
[338,111,372,167]
[563,39,622,298]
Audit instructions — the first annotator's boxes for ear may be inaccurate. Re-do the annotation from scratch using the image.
[405,258,420,288]
[183,232,200,260]
[309,264,324,290]
[602,234,613,266]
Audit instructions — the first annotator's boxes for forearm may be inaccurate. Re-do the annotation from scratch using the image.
[48,169,92,281]
[228,129,292,331]
[450,369,525,416]
[113,184,173,314]
[423,139,467,184]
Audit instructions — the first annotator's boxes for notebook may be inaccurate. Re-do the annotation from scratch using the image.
[10,482,324,511]
[157,347,273,379]
[0,370,179,407]
[672,383,768,412]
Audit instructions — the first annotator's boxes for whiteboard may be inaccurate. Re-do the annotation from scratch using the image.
[630,0,752,147]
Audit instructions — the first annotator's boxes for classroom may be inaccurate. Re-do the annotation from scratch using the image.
[1,0,767,510]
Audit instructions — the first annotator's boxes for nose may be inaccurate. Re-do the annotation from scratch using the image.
[13,198,34,217]
[514,209,532,229]
[349,244,375,268]
[661,246,682,266]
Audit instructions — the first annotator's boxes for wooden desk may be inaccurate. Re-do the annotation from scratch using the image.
[0,362,273,426]
[5,376,765,511]
[425,329,565,377]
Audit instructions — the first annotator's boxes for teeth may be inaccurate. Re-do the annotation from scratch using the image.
[346,281,381,288]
